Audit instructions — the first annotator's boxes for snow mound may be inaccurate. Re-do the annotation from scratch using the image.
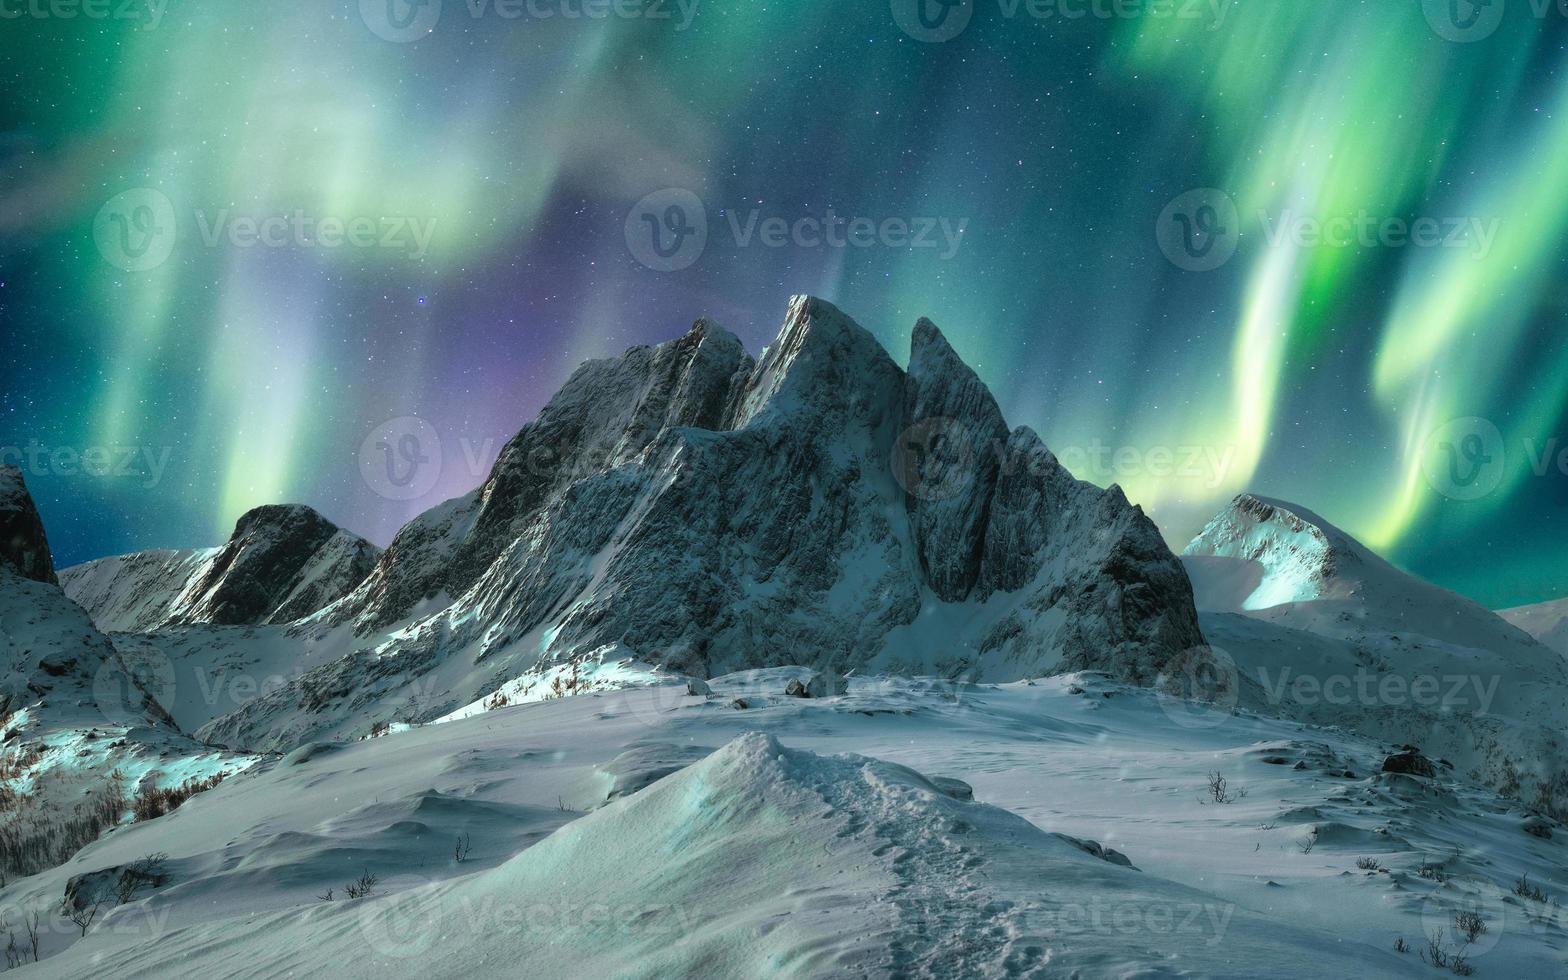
[45,733,1390,978]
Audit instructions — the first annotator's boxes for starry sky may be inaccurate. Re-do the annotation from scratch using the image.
[3,0,1568,609]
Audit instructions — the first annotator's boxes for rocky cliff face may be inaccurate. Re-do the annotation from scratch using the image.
[0,465,57,585]
[60,505,379,633]
[200,297,1206,748]
[0,472,174,729]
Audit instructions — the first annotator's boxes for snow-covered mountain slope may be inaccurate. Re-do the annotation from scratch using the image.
[0,465,56,585]
[1184,494,1544,653]
[59,504,380,633]
[197,296,1205,749]
[17,673,1564,977]
[0,476,256,882]
[1500,597,1568,657]
[1181,494,1568,806]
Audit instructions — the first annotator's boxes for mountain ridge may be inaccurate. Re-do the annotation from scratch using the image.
[60,504,380,633]
[190,295,1207,748]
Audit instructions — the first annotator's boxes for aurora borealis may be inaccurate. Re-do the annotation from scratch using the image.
[4,1,1568,609]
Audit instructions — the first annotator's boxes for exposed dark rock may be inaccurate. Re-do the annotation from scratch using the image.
[1381,751,1436,778]
[0,466,56,584]
[60,505,380,631]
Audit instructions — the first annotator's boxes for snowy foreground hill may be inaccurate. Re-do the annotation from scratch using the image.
[2,298,1568,975]
[14,673,1568,977]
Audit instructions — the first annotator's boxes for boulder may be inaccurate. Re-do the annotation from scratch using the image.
[1381,751,1436,778]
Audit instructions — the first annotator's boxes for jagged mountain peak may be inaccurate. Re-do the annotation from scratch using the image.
[730,295,903,431]
[198,296,1207,747]
[0,464,57,585]
[909,316,962,367]
[685,315,744,352]
[228,503,339,545]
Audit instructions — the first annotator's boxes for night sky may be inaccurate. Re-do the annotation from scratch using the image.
[4,0,1568,609]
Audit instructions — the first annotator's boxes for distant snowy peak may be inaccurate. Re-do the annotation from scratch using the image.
[1181,494,1381,610]
[1499,597,1568,657]
[0,464,57,584]
[1182,493,1544,654]
[61,504,380,633]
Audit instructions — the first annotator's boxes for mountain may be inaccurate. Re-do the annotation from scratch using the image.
[1182,493,1568,803]
[60,504,380,633]
[0,466,124,725]
[1182,494,1546,653]
[1499,597,1568,657]
[0,468,249,880]
[195,296,1206,748]
[0,464,57,585]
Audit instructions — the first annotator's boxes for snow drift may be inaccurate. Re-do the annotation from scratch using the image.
[35,733,1390,979]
